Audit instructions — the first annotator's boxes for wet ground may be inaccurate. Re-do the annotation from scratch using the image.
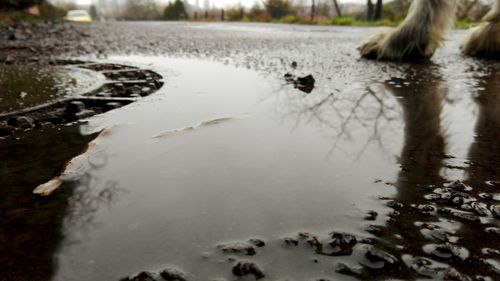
[0,22,499,281]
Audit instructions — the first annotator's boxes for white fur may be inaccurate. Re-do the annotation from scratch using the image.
[359,0,456,60]
[461,0,500,57]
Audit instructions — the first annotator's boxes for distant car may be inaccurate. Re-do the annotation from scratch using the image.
[64,10,92,23]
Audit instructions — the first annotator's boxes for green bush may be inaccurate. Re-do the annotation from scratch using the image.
[39,2,66,20]
[163,0,188,20]
[330,16,354,25]
[456,20,475,29]
[0,10,38,23]
[264,0,293,19]
[278,14,299,24]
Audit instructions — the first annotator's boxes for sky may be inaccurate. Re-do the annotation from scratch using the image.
[74,0,366,9]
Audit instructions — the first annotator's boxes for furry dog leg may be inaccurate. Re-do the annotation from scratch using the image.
[461,0,500,58]
[359,0,455,60]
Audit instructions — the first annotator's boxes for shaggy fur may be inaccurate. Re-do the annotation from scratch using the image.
[461,0,500,58]
[359,0,500,60]
[359,0,456,60]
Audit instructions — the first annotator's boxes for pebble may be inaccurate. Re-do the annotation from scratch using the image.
[217,241,257,256]
[119,271,156,281]
[232,261,265,280]
[159,267,187,281]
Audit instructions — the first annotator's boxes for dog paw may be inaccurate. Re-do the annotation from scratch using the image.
[359,28,437,61]
[461,22,500,59]
[358,32,388,60]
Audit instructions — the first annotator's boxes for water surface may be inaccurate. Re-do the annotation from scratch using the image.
[1,53,498,281]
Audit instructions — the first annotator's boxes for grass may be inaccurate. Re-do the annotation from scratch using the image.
[0,11,40,26]
[273,15,402,27]
[0,10,478,30]
[270,15,480,30]
[323,16,400,27]
[0,3,66,26]
[456,19,480,29]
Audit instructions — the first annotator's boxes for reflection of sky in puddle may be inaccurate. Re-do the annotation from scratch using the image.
[37,56,498,280]
[51,57,398,280]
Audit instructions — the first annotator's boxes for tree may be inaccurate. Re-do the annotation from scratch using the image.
[311,0,315,21]
[332,0,342,17]
[226,5,244,21]
[2,0,44,10]
[264,0,293,19]
[163,0,188,20]
[248,2,270,22]
[122,0,160,20]
[89,5,98,19]
[367,0,374,20]
[374,0,383,20]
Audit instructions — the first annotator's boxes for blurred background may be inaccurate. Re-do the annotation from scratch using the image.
[0,0,496,28]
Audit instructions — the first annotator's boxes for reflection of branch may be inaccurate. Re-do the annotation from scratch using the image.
[327,92,371,156]
[327,85,400,158]
[61,144,127,242]
[64,173,125,235]
[291,92,338,130]
[273,77,402,160]
[354,85,400,160]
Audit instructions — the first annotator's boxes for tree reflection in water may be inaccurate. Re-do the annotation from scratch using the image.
[0,125,122,281]
[267,63,499,280]
[367,65,499,280]
[1,62,498,281]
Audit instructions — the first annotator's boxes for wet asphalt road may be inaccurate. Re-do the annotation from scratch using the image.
[0,21,471,68]
[1,21,486,100]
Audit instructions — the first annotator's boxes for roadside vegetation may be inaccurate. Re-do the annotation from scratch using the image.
[1,0,73,25]
[0,0,489,29]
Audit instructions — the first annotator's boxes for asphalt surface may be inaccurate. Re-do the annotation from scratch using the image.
[0,21,487,97]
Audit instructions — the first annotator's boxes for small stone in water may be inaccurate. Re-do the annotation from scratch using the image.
[283,237,299,246]
[364,210,378,220]
[119,271,156,281]
[8,116,35,130]
[485,227,500,235]
[231,261,265,280]
[217,241,257,256]
[446,180,469,191]
[248,238,265,247]
[65,101,86,115]
[490,205,500,218]
[362,246,398,269]
[159,267,187,281]
[365,225,382,234]
[443,267,471,281]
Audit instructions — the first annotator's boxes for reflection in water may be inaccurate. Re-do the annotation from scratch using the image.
[1,57,499,281]
[468,68,500,182]
[371,65,500,280]
[0,126,97,281]
[0,125,121,281]
[277,74,402,160]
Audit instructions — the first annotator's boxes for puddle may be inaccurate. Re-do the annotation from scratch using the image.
[0,56,499,281]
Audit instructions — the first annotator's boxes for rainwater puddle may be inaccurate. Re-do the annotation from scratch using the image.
[1,56,498,281]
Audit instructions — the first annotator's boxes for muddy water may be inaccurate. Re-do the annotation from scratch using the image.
[1,55,499,281]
